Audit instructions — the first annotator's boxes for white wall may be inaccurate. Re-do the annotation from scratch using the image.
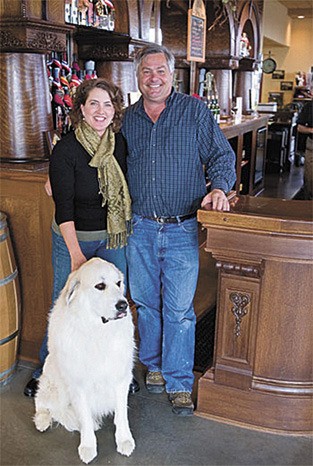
[263,0,291,47]
[284,18,313,73]
[261,7,313,105]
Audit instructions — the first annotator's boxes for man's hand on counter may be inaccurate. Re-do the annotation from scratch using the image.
[201,189,230,211]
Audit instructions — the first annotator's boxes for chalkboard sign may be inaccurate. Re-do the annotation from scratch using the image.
[187,4,206,63]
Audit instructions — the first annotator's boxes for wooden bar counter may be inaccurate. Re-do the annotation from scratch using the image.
[196,196,313,434]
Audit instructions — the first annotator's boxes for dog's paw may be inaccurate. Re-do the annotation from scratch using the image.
[78,444,97,464]
[116,437,135,457]
[34,410,52,432]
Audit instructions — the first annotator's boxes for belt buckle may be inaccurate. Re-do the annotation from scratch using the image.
[156,216,165,224]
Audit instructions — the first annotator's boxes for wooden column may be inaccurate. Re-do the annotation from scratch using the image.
[0,53,53,161]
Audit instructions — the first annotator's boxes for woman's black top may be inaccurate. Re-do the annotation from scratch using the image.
[49,131,127,231]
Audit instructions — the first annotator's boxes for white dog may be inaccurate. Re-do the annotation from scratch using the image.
[34,258,136,464]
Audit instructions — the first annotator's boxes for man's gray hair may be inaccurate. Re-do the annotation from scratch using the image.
[134,44,175,76]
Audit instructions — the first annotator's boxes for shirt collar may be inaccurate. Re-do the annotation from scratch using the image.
[133,87,177,115]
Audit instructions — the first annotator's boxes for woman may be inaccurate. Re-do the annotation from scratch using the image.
[24,78,138,396]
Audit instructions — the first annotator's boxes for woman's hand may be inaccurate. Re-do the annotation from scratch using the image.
[201,188,230,211]
[70,251,87,272]
[59,221,87,272]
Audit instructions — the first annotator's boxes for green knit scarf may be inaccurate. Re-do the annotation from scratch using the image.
[75,121,132,249]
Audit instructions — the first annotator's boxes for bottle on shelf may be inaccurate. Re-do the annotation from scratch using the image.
[208,94,220,124]
[213,94,220,124]
[46,52,99,136]
[198,68,206,99]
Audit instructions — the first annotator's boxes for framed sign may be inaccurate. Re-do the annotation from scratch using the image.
[187,0,206,63]
[272,69,285,79]
[268,92,284,108]
[280,81,293,91]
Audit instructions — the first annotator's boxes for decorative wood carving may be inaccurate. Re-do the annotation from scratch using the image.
[87,44,130,61]
[74,26,151,61]
[27,31,64,51]
[229,291,250,337]
[216,260,264,278]
[0,30,24,49]
[214,273,260,390]
[21,0,27,18]
[0,21,72,53]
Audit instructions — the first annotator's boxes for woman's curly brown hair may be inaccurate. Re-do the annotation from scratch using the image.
[70,78,124,132]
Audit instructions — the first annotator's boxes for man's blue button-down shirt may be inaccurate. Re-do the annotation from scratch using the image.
[122,90,236,217]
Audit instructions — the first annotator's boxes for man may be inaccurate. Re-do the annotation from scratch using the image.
[297,99,313,199]
[122,44,236,416]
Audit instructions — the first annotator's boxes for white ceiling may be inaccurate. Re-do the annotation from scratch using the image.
[278,0,313,18]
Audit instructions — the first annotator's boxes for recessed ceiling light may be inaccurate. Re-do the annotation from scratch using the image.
[297,15,305,18]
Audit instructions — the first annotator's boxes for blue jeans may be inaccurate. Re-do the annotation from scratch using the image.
[126,214,199,393]
[32,229,127,379]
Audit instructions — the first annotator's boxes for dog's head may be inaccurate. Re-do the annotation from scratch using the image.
[61,258,129,324]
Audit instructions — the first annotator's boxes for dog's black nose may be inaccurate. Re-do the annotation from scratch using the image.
[116,300,128,312]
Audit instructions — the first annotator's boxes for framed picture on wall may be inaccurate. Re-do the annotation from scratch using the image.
[268,92,284,108]
[280,81,293,91]
[272,70,285,79]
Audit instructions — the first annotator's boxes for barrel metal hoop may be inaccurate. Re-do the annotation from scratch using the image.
[0,330,19,346]
[0,268,18,286]
[0,232,8,242]
[0,362,17,385]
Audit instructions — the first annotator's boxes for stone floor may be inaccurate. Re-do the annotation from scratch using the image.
[1,361,312,466]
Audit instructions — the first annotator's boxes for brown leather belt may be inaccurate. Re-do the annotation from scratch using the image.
[144,213,196,224]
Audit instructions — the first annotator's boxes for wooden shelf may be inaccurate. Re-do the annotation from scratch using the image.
[74,25,151,61]
[220,115,270,196]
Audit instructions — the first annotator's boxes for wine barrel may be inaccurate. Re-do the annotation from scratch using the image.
[0,212,21,385]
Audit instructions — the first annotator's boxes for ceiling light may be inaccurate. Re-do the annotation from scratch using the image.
[297,15,305,18]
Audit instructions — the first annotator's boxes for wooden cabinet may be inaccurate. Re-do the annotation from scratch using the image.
[197,196,313,433]
[0,163,54,362]
[220,115,270,195]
